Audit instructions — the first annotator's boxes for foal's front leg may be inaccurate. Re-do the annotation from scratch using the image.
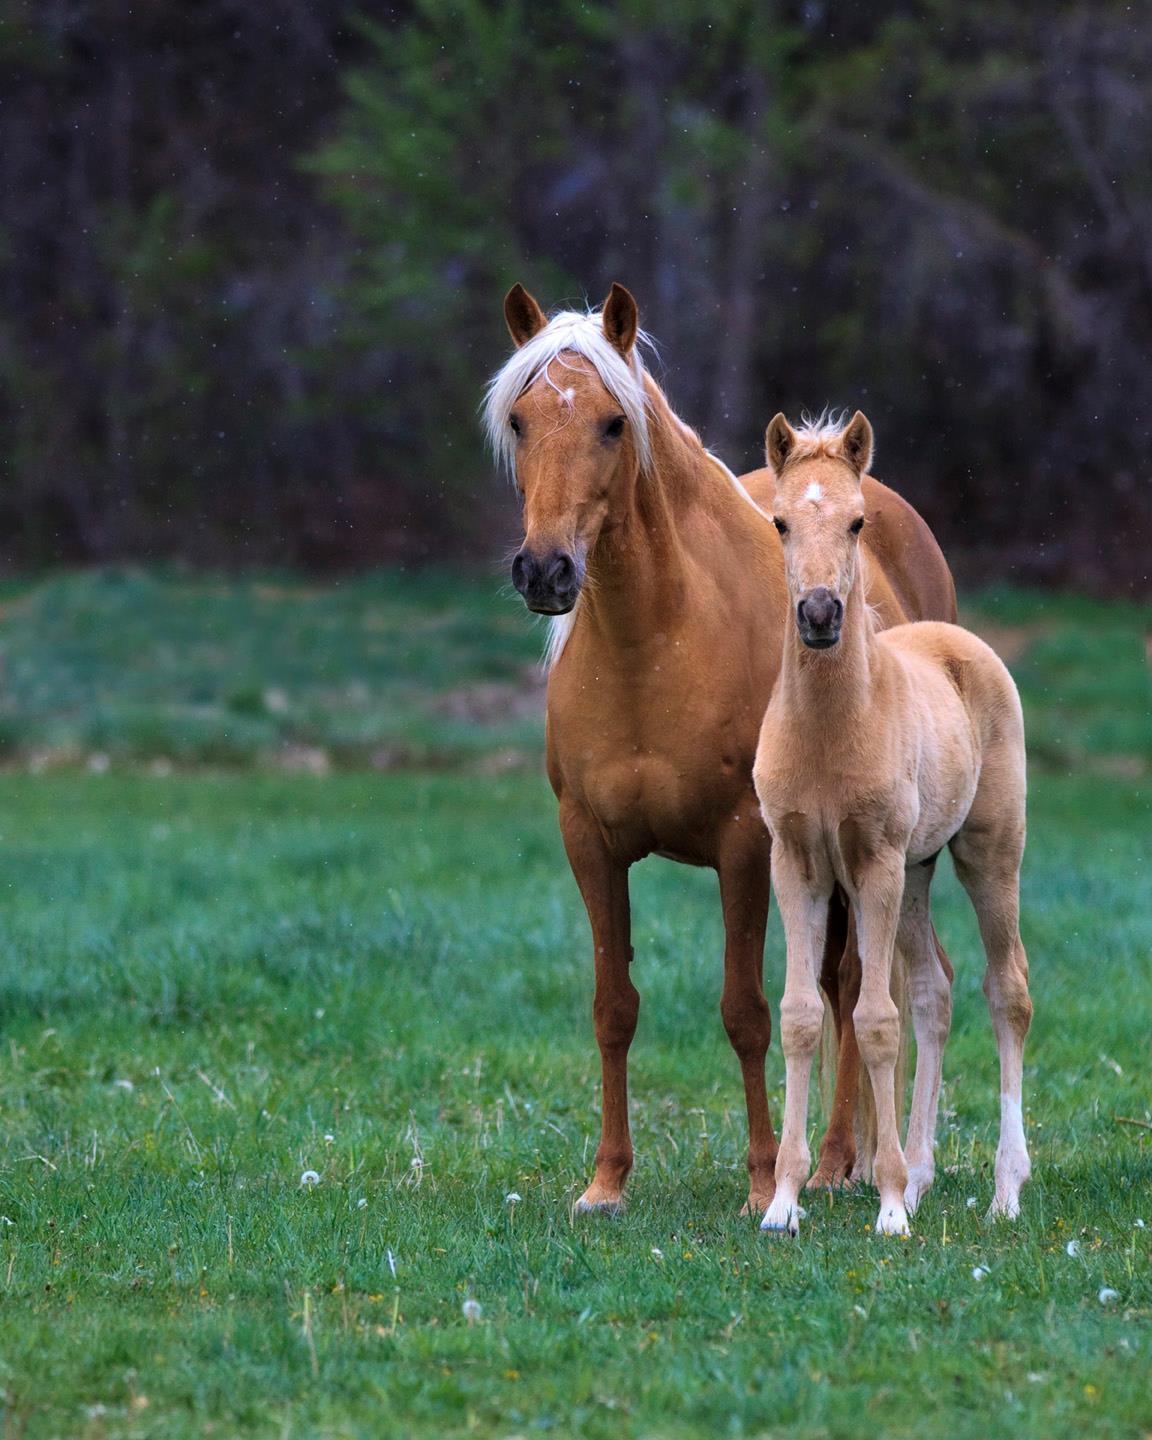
[852,847,911,1236]
[762,848,832,1235]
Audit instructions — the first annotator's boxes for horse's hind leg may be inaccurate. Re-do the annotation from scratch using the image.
[807,893,860,1188]
[950,792,1032,1220]
[900,856,953,1214]
[717,826,778,1214]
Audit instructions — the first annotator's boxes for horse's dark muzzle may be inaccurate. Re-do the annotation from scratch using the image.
[512,547,581,614]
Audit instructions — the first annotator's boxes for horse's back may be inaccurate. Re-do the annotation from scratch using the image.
[741,466,957,626]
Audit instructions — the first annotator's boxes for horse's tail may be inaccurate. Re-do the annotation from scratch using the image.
[853,942,911,1185]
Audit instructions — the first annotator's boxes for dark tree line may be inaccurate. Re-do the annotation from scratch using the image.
[0,1,1148,587]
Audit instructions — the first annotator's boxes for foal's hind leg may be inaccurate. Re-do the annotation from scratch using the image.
[950,800,1032,1220]
[807,894,861,1188]
[900,857,953,1214]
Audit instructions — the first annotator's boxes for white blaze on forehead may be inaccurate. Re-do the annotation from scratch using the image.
[803,482,823,503]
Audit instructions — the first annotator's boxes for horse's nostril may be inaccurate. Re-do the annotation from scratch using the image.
[511,551,533,594]
[549,552,575,590]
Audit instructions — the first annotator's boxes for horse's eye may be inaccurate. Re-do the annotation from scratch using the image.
[509,415,521,437]
[603,415,625,440]
[849,516,865,534]
[772,517,788,537]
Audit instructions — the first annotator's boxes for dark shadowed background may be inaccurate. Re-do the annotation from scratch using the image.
[1,0,1149,589]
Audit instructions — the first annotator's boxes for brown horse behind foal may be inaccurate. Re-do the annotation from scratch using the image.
[485,284,956,1215]
[754,412,1032,1237]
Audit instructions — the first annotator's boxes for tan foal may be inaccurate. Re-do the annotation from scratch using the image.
[753,411,1033,1236]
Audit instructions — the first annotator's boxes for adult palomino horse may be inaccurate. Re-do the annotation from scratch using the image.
[485,284,956,1214]
[754,411,1033,1236]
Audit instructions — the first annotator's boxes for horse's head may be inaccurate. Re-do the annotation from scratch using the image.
[486,283,649,615]
[765,410,873,649]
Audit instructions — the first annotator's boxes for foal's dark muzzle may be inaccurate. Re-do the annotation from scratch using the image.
[797,587,844,649]
[511,546,582,614]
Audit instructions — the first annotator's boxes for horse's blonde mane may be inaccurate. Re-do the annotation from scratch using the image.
[483,307,655,477]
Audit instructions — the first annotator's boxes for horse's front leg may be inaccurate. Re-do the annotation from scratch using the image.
[761,846,833,1235]
[852,846,910,1236]
[716,824,778,1214]
[561,804,639,1213]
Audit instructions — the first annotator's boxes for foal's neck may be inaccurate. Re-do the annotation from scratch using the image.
[778,566,874,723]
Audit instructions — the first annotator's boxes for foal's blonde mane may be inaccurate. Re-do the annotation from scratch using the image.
[784,409,875,471]
[483,307,656,478]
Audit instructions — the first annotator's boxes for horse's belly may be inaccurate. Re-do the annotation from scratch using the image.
[579,753,742,863]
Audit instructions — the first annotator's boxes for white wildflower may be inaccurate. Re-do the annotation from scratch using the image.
[1135,1218,1145,1229]
[356,1198,368,1210]
[966,1197,977,1209]
[505,1192,522,1205]
[323,1133,334,1143]
[972,1265,990,1281]
[461,1298,483,1324]
[1065,1240,1080,1257]
[1098,1287,1119,1305]
[299,1170,321,1188]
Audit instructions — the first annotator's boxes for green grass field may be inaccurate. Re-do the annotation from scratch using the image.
[0,572,1148,1437]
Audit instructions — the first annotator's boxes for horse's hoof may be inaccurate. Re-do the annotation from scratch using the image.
[573,1186,625,1216]
[903,1166,935,1214]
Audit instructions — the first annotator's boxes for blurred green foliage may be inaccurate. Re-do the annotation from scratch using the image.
[0,568,1144,774]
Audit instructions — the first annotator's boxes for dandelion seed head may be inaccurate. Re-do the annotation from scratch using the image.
[505,1192,522,1205]
[972,1265,990,1281]
[1066,1240,1081,1257]
[299,1169,321,1188]
[1098,1287,1119,1305]
[462,1298,483,1324]
[357,1198,368,1209]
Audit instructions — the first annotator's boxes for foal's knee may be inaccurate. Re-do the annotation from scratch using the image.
[720,991,771,1061]
[780,993,824,1056]
[984,961,1032,1037]
[854,995,900,1066]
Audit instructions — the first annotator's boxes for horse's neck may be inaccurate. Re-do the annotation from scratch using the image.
[579,396,741,646]
[777,568,875,727]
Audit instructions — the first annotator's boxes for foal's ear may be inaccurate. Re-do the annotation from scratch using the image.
[601,282,639,358]
[504,284,548,348]
[838,411,874,475]
[765,413,798,475]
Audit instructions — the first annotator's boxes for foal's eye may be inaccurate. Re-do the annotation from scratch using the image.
[849,516,865,534]
[509,415,522,437]
[772,517,789,537]
[603,415,626,440]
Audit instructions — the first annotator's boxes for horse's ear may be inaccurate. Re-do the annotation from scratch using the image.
[601,282,638,358]
[838,411,874,475]
[504,284,547,348]
[765,413,797,475]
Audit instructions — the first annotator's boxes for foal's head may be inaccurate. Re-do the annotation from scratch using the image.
[485,283,650,615]
[765,411,874,649]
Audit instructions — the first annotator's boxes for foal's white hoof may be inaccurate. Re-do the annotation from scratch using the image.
[986,1191,1021,1222]
[761,1199,804,1236]
[904,1166,935,1215]
[875,1203,910,1237]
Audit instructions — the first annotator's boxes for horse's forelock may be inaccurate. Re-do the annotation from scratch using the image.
[483,309,655,478]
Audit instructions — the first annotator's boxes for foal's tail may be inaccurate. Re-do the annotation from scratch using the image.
[852,944,911,1185]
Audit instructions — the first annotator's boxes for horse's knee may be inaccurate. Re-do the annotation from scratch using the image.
[593,982,639,1051]
[854,995,900,1066]
[720,990,771,1060]
[780,993,824,1056]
